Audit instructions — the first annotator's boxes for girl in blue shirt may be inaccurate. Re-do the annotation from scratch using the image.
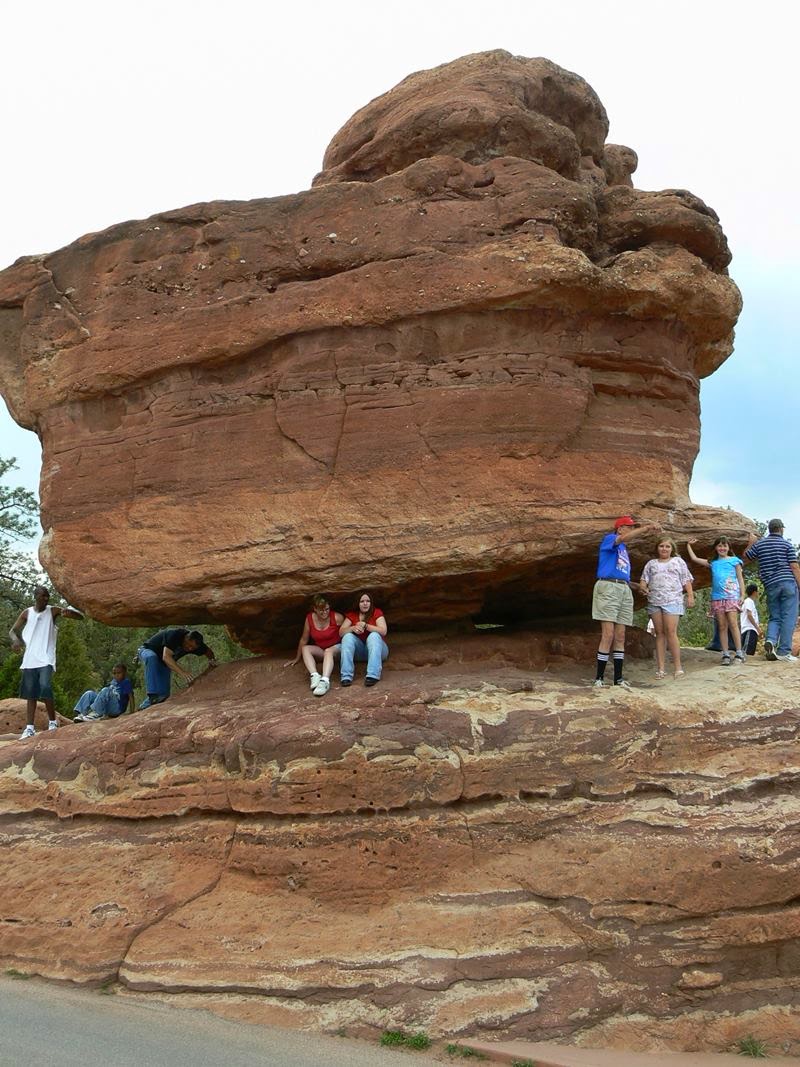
[687,537,745,665]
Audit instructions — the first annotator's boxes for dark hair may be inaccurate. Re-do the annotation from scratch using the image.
[768,518,785,534]
[33,585,49,597]
[745,583,758,596]
[712,537,730,560]
[355,590,373,616]
[187,630,205,645]
[311,593,330,611]
[112,662,127,672]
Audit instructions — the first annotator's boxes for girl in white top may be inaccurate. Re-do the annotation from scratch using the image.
[640,538,694,679]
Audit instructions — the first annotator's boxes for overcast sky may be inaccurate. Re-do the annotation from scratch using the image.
[2,0,798,542]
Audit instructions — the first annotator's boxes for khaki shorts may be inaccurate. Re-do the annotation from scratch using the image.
[592,580,634,625]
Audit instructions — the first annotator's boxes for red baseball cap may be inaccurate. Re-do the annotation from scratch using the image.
[614,516,636,530]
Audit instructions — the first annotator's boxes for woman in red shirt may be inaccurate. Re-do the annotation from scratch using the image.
[339,591,388,687]
[284,594,344,696]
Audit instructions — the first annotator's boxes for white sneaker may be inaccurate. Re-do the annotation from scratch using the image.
[19,724,35,740]
[309,671,322,690]
[48,720,58,730]
[312,677,331,697]
[614,679,633,689]
[776,654,799,662]
[592,679,604,688]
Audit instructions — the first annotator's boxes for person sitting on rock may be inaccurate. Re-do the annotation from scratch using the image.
[284,594,344,697]
[136,627,217,709]
[73,662,134,721]
[592,516,659,689]
[339,591,388,687]
[9,585,85,740]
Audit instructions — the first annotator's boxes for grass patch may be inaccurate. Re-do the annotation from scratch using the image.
[4,968,30,979]
[380,1030,432,1050]
[445,1043,488,1059]
[98,978,116,995]
[737,1035,768,1058]
[511,1060,539,1067]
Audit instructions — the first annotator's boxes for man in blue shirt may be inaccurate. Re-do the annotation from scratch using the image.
[593,515,659,688]
[744,519,800,661]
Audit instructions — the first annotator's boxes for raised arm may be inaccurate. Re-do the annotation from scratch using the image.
[9,608,28,650]
[52,605,84,621]
[686,539,709,568]
[616,521,660,545]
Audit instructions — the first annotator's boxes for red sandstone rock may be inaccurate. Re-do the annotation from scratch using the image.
[0,51,747,649]
[1,645,798,1053]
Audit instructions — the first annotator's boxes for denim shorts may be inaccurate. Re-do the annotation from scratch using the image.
[647,600,684,616]
[19,665,55,701]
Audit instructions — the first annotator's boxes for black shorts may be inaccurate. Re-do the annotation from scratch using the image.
[742,630,758,656]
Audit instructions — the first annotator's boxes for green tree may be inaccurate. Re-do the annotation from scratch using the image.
[51,620,99,715]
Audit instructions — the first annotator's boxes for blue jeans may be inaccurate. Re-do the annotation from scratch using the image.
[137,647,171,707]
[74,686,124,719]
[765,580,799,656]
[340,631,388,682]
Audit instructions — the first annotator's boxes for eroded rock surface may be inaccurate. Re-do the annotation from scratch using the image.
[1,643,799,1055]
[0,51,747,649]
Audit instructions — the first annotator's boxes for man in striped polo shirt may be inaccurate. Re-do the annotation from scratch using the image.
[744,519,800,661]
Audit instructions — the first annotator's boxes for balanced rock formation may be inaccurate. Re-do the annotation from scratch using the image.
[2,644,799,1056]
[0,51,748,649]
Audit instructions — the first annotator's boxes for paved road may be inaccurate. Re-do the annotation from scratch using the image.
[0,976,441,1067]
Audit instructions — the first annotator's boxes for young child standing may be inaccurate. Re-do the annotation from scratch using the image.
[687,537,745,665]
[639,538,694,678]
[740,583,761,657]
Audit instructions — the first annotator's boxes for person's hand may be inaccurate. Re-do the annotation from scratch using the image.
[686,596,695,608]
[283,657,299,668]
[10,640,23,654]
[355,622,366,634]
[687,538,697,546]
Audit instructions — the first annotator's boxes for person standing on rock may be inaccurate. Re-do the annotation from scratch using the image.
[593,517,659,689]
[136,627,217,709]
[743,519,800,662]
[284,594,345,696]
[8,585,84,740]
[687,537,745,666]
[639,537,694,679]
[339,591,388,687]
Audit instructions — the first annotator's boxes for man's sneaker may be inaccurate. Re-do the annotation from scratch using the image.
[721,653,731,666]
[19,724,35,740]
[592,679,605,688]
[614,679,633,689]
[776,654,799,662]
[764,639,777,661]
[47,720,58,730]
[309,671,322,691]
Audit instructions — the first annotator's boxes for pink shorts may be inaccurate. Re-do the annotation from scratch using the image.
[709,598,740,615]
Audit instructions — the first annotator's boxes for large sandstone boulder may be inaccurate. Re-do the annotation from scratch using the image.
[1,645,799,1056]
[0,51,748,649]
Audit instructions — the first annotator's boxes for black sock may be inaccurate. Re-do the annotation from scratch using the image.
[595,653,609,681]
[613,651,624,683]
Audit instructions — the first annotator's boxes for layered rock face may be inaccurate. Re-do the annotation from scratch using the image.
[0,51,746,648]
[1,648,799,1055]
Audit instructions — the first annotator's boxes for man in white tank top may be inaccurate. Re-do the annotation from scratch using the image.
[9,586,84,740]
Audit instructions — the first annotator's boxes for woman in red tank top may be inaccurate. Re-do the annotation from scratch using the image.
[284,594,344,697]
